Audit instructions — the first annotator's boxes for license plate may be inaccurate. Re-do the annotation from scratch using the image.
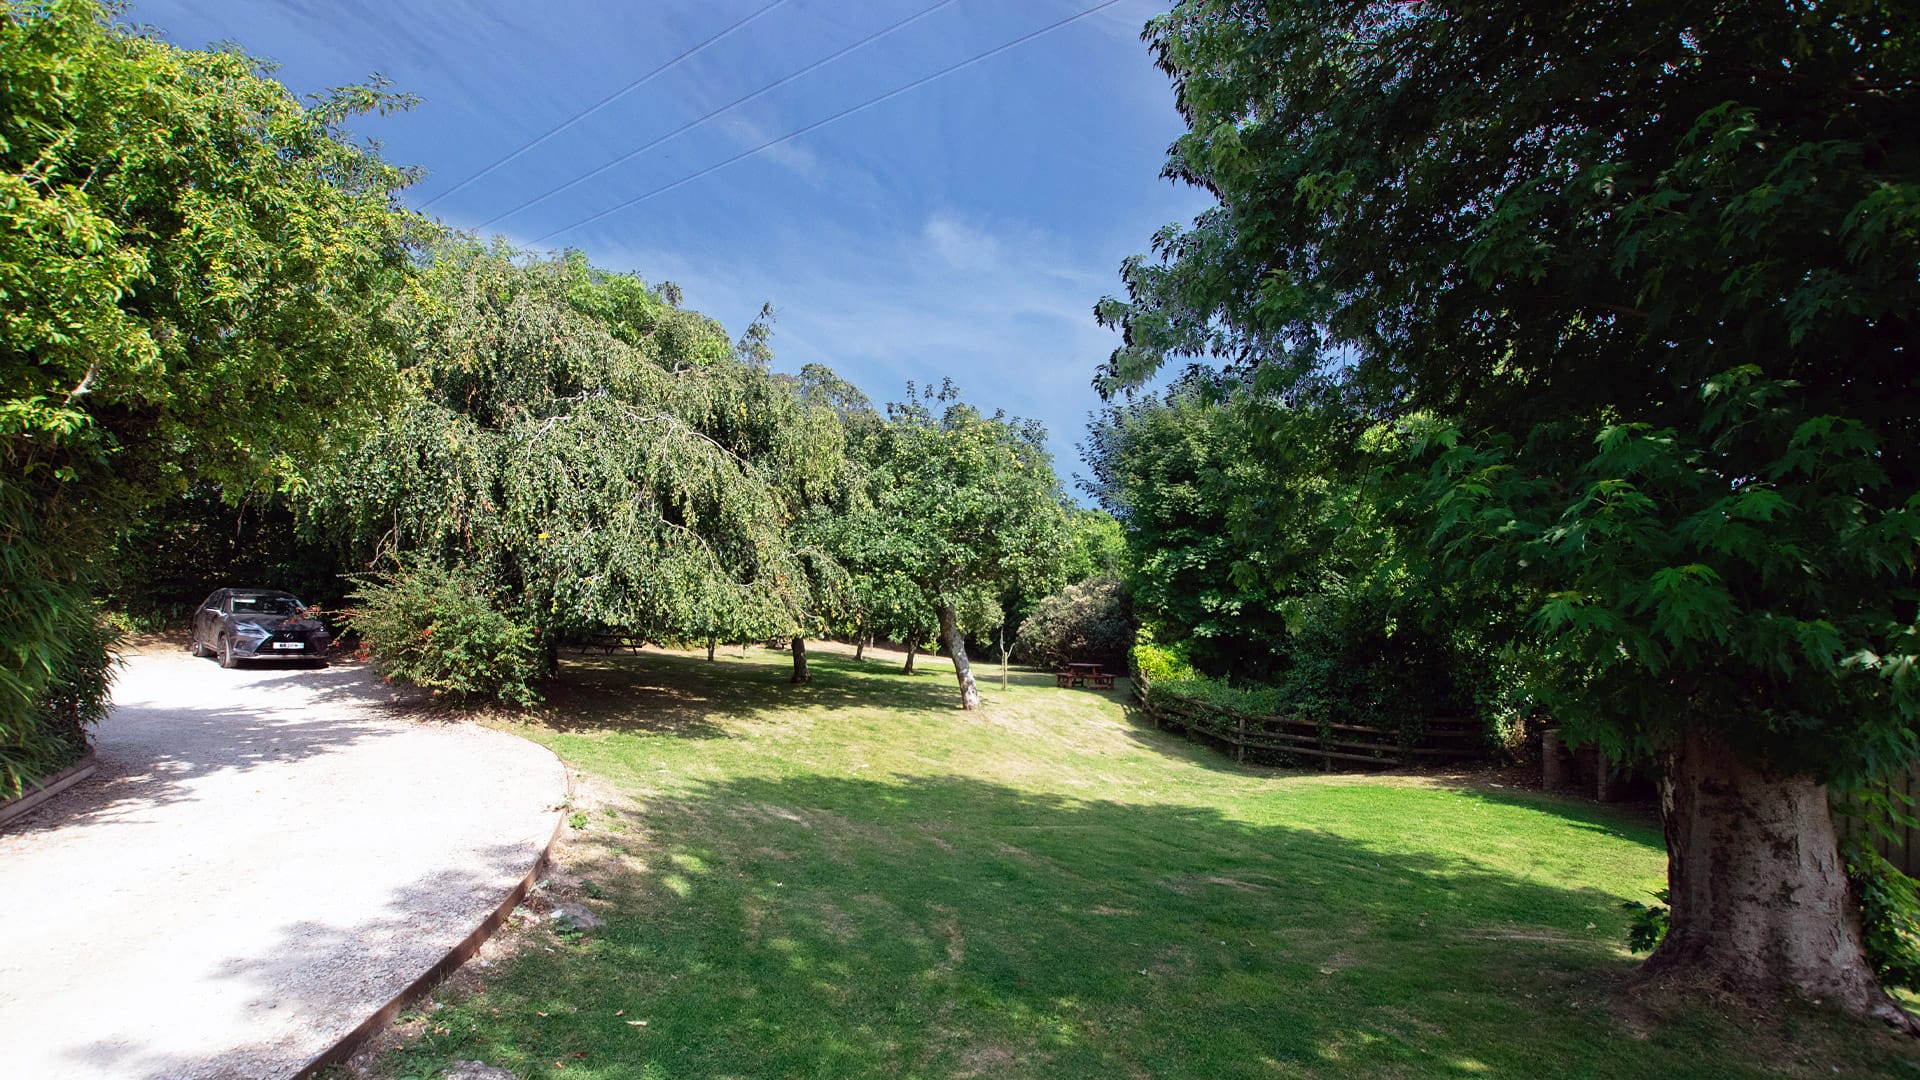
[272,642,306,650]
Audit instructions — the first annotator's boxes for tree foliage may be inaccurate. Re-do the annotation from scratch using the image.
[1099,0,1920,1016]
[308,240,850,681]
[1,0,419,781]
[1086,373,1298,676]
[1086,370,1504,739]
[348,558,542,706]
[0,595,115,798]
[820,382,1069,706]
[1013,576,1131,671]
[1103,1,1919,777]
[105,484,352,623]
[1059,507,1127,587]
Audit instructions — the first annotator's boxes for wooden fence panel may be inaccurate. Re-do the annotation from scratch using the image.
[1138,673,1920,878]
[1133,675,1481,770]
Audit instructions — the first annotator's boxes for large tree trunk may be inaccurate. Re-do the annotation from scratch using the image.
[855,633,867,662]
[707,634,717,662]
[902,636,918,675]
[790,636,809,684]
[937,603,981,710]
[1643,730,1914,1031]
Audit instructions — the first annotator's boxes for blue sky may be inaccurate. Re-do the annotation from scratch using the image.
[126,0,1213,490]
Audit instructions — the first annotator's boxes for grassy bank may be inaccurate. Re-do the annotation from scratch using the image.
[367,643,1916,1079]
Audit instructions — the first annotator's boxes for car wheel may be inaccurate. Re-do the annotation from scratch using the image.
[218,636,236,669]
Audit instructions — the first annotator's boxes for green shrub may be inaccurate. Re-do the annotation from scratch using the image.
[0,602,118,799]
[1135,628,1302,720]
[1015,577,1132,670]
[1846,839,1920,993]
[1620,890,1670,954]
[1158,673,1285,717]
[1130,629,1195,684]
[1134,628,1293,714]
[347,561,541,706]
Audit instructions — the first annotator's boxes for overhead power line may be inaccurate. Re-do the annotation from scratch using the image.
[474,0,963,231]
[531,0,1127,245]
[417,0,793,211]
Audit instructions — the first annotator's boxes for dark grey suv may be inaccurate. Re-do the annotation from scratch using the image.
[190,589,332,668]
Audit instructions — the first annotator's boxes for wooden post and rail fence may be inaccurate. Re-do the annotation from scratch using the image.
[1135,670,1920,878]
[1131,670,1482,770]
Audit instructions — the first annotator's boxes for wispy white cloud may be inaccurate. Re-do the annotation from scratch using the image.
[922,212,1002,271]
[719,114,826,183]
[590,210,1129,485]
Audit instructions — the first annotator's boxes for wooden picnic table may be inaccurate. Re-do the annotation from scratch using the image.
[1057,662,1116,690]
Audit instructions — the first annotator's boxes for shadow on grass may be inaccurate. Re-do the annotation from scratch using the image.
[1107,690,1666,845]
[987,666,1079,690]
[1432,782,1664,846]
[532,649,979,736]
[1110,698,1303,781]
[376,769,1914,1080]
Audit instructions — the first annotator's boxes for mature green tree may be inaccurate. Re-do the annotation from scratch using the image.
[0,0,418,787]
[797,370,955,671]
[309,240,833,681]
[1100,1,1920,1022]
[799,502,930,665]
[1085,374,1294,676]
[1059,507,1127,585]
[1086,368,1493,735]
[840,382,1068,708]
[982,506,1128,664]
[1088,368,1418,681]
[765,357,865,683]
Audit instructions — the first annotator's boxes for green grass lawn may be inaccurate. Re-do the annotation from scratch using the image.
[369,644,1919,1080]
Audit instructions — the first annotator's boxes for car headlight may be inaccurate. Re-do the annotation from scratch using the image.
[233,621,270,638]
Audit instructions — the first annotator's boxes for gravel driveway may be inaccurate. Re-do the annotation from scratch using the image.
[0,647,565,1079]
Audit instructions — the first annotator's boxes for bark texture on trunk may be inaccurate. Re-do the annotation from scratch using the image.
[1644,730,1914,1030]
[706,635,716,662]
[902,637,917,675]
[937,604,980,710]
[855,634,867,662]
[790,636,809,684]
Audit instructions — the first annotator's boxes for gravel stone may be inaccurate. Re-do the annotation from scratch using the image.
[550,902,604,932]
[442,1062,518,1080]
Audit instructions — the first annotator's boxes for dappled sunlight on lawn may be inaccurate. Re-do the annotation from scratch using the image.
[389,645,1918,1080]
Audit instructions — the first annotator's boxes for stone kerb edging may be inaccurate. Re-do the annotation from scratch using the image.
[0,751,98,831]
[292,746,572,1080]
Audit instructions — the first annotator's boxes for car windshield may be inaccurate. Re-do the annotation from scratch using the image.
[231,595,303,616]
